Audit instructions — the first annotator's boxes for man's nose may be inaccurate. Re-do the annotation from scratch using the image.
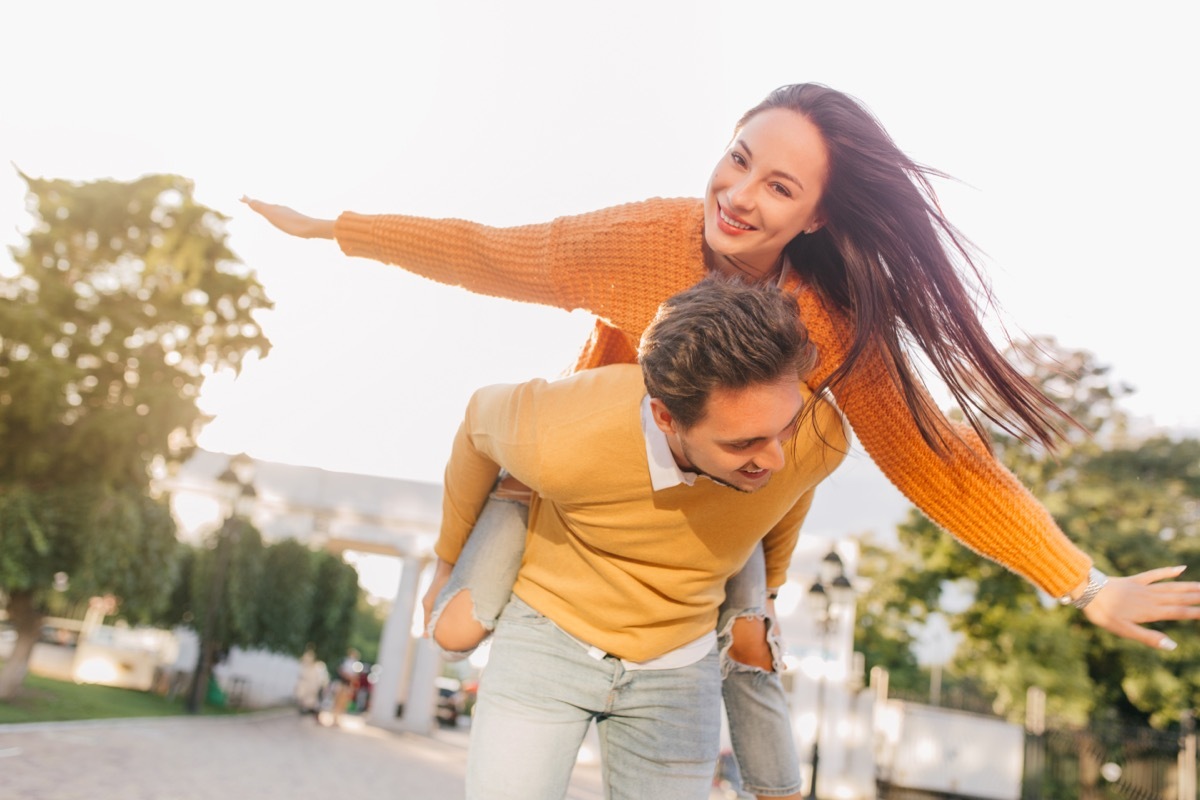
[755,439,786,471]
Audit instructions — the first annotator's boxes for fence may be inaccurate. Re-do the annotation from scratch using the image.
[877,686,1197,800]
[1024,716,1196,800]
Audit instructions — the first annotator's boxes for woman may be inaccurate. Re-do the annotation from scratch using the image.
[246,83,1197,800]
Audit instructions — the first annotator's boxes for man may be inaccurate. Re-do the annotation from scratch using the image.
[439,276,847,799]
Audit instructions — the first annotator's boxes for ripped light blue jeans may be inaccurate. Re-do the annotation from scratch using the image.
[429,495,802,798]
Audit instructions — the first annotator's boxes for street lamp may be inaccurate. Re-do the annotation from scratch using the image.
[186,453,257,714]
[804,548,855,800]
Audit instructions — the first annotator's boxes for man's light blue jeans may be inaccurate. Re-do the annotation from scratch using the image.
[431,495,802,797]
[465,595,722,800]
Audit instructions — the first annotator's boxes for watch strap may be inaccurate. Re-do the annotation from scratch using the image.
[1062,567,1108,610]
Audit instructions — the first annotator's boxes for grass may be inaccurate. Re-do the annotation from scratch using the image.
[0,672,238,725]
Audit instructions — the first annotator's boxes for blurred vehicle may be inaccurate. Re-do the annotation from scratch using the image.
[72,624,178,691]
[461,677,479,716]
[435,676,466,727]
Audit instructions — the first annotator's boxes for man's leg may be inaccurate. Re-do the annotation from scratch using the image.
[596,649,723,800]
[720,544,803,799]
[465,595,602,800]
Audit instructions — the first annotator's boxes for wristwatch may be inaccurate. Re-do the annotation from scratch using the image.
[1060,567,1108,610]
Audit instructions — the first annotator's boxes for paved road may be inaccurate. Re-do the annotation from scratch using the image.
[0,712,735,799]
[0,711,610,800]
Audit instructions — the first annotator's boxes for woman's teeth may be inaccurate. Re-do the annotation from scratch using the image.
[720,208,753,230]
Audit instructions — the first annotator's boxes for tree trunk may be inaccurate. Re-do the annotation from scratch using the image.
[0,589,43,699]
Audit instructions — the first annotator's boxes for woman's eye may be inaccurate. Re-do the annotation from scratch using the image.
[730,152,747,167]
[771,183,792,198]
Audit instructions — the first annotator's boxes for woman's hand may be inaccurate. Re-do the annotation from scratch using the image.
[1083,565,1200,650]
[421,558,455,633]
[240,196,337,240]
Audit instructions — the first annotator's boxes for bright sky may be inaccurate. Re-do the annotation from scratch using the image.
[3,1,1197,486]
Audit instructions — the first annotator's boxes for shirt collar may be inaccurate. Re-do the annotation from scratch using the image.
[641,395,698,491]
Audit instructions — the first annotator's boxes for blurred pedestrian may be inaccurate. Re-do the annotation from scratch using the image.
[294,645,329,721]
[332,647,361,726]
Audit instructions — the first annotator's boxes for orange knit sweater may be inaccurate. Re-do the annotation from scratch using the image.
[335,197,1092,597]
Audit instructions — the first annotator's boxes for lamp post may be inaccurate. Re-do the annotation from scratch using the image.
[805,548,855,800]
[186,453,257,714]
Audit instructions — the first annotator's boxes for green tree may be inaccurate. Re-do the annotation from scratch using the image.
[855,338,1200,727]
[0,172,271,698]
[254,539,316,655]
[853,535,926,696]
[157,534,364,678]
[349,592,387,665]
[307,552,361,667]
[193,520,265,656]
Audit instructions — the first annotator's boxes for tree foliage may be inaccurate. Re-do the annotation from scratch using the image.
[307,552,361,666]
[854,338,1200,727]
[349,593,387,665]
[255,538,315,655]
[853,535,926,696]
[158,527,362,667]
[0,172,271,487]
[0,172,271,697]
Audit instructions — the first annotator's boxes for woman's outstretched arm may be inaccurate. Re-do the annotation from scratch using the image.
[797,290,1200,651]
[242,196,707,334]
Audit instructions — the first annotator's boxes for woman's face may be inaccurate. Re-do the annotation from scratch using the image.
[704,107,830,277]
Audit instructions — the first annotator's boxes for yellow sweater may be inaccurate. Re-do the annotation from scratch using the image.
[439,365,847,662]
[336,197,1092,597]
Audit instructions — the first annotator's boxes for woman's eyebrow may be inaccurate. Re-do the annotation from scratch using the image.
[734,139,805,190]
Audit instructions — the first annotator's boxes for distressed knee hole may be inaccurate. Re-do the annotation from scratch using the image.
[726,615,775,672]
[432,589,490,653]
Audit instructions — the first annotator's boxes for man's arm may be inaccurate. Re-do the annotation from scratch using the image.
[436,379,550,565]
[761,490,816,591]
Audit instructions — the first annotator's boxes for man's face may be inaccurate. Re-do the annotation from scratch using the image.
[651,375,803,493]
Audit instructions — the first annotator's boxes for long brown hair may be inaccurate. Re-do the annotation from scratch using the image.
[739,83,1077,452]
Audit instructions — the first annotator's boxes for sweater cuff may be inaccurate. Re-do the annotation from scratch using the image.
[433,533,464,566]
[332,211,376,259]
[1030,545,1092,599]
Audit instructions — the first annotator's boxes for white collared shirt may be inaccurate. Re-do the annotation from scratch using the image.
[641,394,699,491]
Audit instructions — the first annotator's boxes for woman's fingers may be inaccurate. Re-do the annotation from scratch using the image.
[1131,564,1189,585]
[239,196,336,239]
[1106,618,1178,651]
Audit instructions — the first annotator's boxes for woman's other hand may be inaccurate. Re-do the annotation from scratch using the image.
[241,196,336,240]
[1083,565,1200,650]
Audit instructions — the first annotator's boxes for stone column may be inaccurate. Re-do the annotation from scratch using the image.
[399,636,439,734]
[368,555,424,729]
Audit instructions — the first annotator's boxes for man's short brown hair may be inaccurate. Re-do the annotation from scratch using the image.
[638,275,815,429]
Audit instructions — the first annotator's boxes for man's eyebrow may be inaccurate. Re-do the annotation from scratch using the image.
[719,407,804,446]
[735,139,806,191]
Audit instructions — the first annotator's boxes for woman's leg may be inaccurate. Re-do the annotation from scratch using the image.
[427,494,530,659]
[719,543,803,799]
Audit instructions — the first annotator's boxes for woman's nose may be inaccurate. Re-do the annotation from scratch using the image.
[726,178,755,212]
